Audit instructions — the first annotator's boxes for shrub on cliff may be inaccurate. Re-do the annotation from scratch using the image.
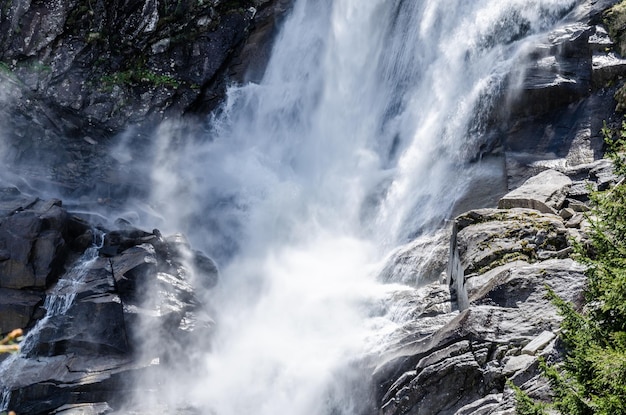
[604,0,626,57]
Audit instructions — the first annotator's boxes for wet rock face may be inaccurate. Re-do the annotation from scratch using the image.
[0,0,292,194]
[0,187,218,414]
[0,0,290,132]
[0,188,92,334]
[495,2,626,188]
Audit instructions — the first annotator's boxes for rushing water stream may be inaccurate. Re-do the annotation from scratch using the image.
[131,0,581,413]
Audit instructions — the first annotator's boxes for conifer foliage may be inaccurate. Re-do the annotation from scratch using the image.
[527,123,626,414]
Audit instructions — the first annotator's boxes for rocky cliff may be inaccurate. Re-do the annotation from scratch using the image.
[0,0,292,192]
[0,0,292,413]
[375,161,616,415]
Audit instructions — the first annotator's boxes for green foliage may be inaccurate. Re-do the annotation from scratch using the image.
[509,380,548,415]
[0,61,11,75]
[614,85,626,112]
[27,60,52,73]
[604,0,626,57]
[101,68,181,90]
[532,122,626,414]
[0,60,50,80]
[605,1,626,110]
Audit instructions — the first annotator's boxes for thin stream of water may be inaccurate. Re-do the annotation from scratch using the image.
[0,231,104,409]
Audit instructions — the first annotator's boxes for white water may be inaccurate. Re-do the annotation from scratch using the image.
[134,0,580,413]
[41,239,103,318]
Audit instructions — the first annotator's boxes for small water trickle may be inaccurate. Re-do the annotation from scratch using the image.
[0,388,11,412]
[0,229,105,406]
[20,231,105,355]
[43,231,105,316]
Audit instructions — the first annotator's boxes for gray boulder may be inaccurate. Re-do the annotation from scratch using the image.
[375,300,568,415]
[498,169,572,214]
[376,260,585,415]
[449,208,570,305]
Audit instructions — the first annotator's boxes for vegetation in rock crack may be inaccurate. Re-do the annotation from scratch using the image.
[604,0,626,57]
[515,122,626,414]
[100,68,181,90]
[509,381,549,415]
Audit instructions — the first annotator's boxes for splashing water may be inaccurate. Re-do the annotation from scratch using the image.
[131,0,580,413]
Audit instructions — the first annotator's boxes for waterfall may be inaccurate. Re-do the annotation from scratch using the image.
[130,0,580,413]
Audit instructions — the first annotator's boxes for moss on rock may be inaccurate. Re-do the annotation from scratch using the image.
[604,0,626,57]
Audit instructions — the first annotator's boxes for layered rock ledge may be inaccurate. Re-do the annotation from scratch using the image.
[374,160,614,415]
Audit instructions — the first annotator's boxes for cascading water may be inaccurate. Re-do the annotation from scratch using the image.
[40,236,104,318]
[130,0,582,413]
[0,231,104,410]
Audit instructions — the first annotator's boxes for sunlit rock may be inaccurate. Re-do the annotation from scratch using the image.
[498,169,572,213]
[375,172,593,415]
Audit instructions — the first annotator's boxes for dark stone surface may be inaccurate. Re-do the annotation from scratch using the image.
[0,0,293,195]
[0,195,70,290]
[486,3,626,189]
[0,288,43,335]
[0,188,216,413]
[0,0,289,134]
